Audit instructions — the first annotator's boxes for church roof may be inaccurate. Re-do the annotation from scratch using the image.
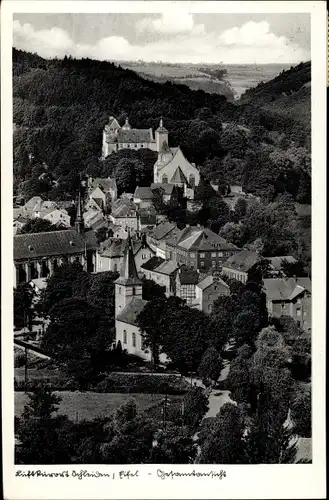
[116,296,148,326]
[14,229,98,261]
[170,166,188,184]
[115,235,143,286]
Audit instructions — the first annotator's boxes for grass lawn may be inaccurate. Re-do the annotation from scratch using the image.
[15,391,183,422]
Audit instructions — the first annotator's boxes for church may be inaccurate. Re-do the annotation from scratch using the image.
[114,233,150,361]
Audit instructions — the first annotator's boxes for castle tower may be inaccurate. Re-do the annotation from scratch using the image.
[155,118,168,152]
[114,233,143,317]
[74,187,84,234]
[122,116,132,130]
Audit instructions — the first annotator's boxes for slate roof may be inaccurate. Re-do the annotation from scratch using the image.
[14,229,98,261]
[197,275,230,291]
[153,260,180,276]
[263,278,312,301]
[222,250,261,272]
[176,265,199,285]
[24,196,43,210]
[112,199,137,218]
[265,256,297,271]
[89,177,117,193]
[150,183,176,195]
[141,256,165,272]
[100,238,145,259]
[134,186,154,200]
[115,236,143,286]
[170,166,188,184]
[150,221,176,241]
[116,297,148,326]
[166,226,238,252]
[106,128,154,144]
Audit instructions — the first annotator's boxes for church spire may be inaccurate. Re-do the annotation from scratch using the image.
[116,232,142,285]
[75,182,84,234]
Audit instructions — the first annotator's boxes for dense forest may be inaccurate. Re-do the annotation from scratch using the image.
[13,49,311,206]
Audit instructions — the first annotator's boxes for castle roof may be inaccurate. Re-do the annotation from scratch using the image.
[263,278,311,301]
[116,296,148,326]
[14,229,98,261]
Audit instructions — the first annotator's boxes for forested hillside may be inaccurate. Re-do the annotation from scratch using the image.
[13,49,310,206]
[239,62,311,137]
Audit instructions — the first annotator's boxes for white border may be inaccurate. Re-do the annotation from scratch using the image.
[1,2,326,499]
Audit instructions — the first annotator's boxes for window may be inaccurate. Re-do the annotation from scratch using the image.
[123,330,127,344]
[303,311,307,317]
[162,174,168,184]
[132,332,136,347]
[189,174,195,188]
[297,298,301,304]
[208,294,212,300]
[114,264,117,272]
[132,287,136,296]
[208,304,212,312]
[218,252,223,257]
[118,287,121,294]
[200,253,205,258]
[296,309,301,317]
[201,261,205,268]
[281,303,285,309]
[214,286,217,291]
[190,252,196,258]
[212,261,216,268]
[211,252,217,257]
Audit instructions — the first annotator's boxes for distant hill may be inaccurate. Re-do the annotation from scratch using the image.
[239,62,311,129]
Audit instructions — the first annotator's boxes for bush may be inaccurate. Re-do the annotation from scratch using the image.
[14,353,26,368]
[94,374,189,395]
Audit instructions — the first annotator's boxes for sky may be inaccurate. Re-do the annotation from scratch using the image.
[13,12,311,65]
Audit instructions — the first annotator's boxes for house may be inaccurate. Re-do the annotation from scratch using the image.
[133,186,154,208]
[175,265,200,305]
[40,208,71,228]
[83,209,107,231]
[137,206,158,230]
[115,236,150,360]
[195,274,230,314]
[88,176,117,210]
[20,196,43,218]
[140,257,180,296]
[146,220,177,258]
[33,200,58,219]
[85,197,104,212]
[221,250,262,283]
[110,197,138,232]
[13,216,29,235]
[154,142,200,192]
[96,236,155,274]
[102,116,163,157]
[166,225,240,271]
[263,277,312,331]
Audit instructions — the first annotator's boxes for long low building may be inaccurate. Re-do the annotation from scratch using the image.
[13,228,98,287]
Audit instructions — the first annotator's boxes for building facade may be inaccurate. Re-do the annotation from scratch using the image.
[195,274,230,314]
[96,237,155,274]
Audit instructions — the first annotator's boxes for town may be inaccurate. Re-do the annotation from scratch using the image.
[14,113,312,465]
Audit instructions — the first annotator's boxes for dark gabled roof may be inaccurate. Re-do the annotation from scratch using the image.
[140,256,165,272]
[110,129,154,144]
[222,250,261,272]
[176,265,199,285]
[14,229,99,261]
[263,278,312,301]
[150,221,176,241]
[150,183,176,195]
[116,297,148,326]
[134,186,154,200]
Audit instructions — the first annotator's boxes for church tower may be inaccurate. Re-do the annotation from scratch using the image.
[114,233,143,317]
[155,118,169,152]
[75,187,84,234]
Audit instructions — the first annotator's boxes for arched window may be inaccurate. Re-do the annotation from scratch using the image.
[113,263,117,272]
[123,330,127,344]
[132,332,136,347]
[162,174,168,184]
[189,174,195,188]
[132,286,136,296]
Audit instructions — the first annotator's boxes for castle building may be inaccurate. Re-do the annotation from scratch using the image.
[102,116,166,157]
[114,235,149,360]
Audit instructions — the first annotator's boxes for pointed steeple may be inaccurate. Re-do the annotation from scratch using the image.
[122,116,131,130]
[115,232,142,285]
[156,116,168,132]
[75,185,84,234]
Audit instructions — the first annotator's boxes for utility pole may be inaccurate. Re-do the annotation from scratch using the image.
[24,346,28,393]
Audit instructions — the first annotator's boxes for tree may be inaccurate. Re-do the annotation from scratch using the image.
[291,390,311,438]
[199,403,246,464]
[182,387,209,431]
[141,278,166,301]
[281,259,307,277]
[20,218,66,234]
[14,282,35,328]
[197,347,223,387]
[226,344,255,407]
[234,198,247,220]
[150,425,196,463]
[16,386,71,464]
